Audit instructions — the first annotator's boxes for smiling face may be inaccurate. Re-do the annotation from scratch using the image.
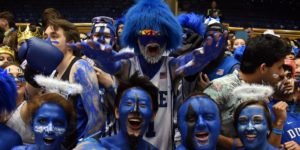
[178,96,220,150]
[115,87,153,138]
[138,29,166,64]
[33,103,68,150]
[237,105,269,150]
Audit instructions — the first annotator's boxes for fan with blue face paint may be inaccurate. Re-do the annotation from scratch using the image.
[69,0,227,149]
[177,95,221,150]
[91,16,116,48]
[234,100,278,150]
[12,93,75,150]
[32,103,68,150]
[74,73,158,150]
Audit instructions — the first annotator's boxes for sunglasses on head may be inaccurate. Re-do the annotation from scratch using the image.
[92,16,114,25]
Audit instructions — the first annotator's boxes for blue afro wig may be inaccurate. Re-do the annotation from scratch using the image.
[177,13,206,36]
[0,68,17,114]
[121,0,182,53]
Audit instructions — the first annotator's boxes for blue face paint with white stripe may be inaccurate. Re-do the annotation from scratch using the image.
[32,103,67,150]
[92,23,115,46]
[119,87,153,138]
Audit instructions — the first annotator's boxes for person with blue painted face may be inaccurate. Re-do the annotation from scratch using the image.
[71,1,226,149]
[91,16,116,48]
[12,93,75,150]
[176,93,221,150]
[39,19,105,149]
[75,73,159,150]
[0,68,22,150]
[234,100,278,150]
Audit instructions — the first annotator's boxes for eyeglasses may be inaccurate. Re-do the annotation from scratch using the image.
[92,16,114,25]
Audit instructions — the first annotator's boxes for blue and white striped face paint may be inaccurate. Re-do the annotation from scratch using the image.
[34,124,66,136]
[32,102,68,149]
[92,23,115,46]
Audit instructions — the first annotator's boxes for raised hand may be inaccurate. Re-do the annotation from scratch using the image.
[175,30,228,77]
[69,40,135,75]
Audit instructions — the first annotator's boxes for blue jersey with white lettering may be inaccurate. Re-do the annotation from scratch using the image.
[268,99,300,144]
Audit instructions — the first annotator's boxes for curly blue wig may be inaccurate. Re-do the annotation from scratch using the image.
[0,68,17,114]
[177,13,206,36]
[121,0,182,53]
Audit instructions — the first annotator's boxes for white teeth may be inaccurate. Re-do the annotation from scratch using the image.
[129,118,141,123]
[246,134,256,138]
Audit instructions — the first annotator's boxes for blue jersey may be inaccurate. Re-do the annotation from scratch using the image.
[268,99,300,144]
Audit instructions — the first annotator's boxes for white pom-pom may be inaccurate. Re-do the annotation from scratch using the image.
[232,83,274,102]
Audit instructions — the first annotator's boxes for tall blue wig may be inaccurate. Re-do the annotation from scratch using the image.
[121,0,182,53]
[177,13,206,36]
[0,68,17,114]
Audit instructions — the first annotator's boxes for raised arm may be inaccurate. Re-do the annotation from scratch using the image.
[69,40,134,75]
[70,60,105,138]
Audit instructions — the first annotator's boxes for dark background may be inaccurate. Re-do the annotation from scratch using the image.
[0,0,299,30]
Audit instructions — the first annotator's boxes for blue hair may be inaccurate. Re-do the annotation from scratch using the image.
[177,13,206,36]
[121,0,182,53]
[114,16,126,31]
[0,68,17,114]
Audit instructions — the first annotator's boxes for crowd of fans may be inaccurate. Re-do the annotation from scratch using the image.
[0,0,300,150]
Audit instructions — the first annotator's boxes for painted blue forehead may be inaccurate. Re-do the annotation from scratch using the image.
[121,87,151,101]
[179,96,219,115]
[239,105,266,117]
[34,102,67,119]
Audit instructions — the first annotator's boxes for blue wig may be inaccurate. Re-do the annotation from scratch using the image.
[121,0,182,53]
[177,13,206,36]
[0,68,17,114]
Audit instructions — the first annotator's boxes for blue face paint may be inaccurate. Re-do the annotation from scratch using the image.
[118,87,153,138]
[178,96,220,150]
[237,105,269,150]
[33,102,68,150]
[92,22,115,46]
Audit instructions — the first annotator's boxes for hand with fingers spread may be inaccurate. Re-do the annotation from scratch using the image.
[68,40,135,75]
[283,141,300,150]
[175,30,228,77]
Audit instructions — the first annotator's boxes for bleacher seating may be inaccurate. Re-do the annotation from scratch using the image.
[178,0,300,30]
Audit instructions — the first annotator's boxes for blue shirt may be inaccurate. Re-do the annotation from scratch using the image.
[268,99,300,144]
